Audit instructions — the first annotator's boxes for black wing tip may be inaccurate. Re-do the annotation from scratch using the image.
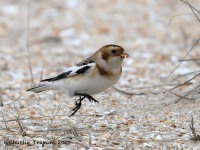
[41,78,53,82]
[26,87,35,91]
[26,89,31,92]
[40,70,72,82]
[26,87,41,93]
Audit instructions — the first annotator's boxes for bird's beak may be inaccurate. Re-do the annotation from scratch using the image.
[120,52,129,58]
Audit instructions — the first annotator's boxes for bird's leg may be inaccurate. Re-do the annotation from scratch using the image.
[69,96,85,117]
[68,93,99,117]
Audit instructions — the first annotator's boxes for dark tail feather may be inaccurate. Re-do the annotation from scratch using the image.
[27,84,50,93]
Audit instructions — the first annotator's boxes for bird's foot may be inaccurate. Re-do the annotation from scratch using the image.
[75,93,99,103]
[68,93,99,117]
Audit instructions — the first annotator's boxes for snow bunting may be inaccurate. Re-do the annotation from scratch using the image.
[27,44,129,116]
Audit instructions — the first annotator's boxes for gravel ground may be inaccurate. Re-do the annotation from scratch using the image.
[0,0,200,149]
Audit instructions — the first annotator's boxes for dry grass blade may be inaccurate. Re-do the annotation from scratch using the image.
[164,38,200,79]
[89,132,92,146]
[181,0,200,23]
[171,71,200,82]
[112,86,145,96]
[3,93,25,108]
[14,104,26,136]
[47,106,61,134]
[170,73,200,91]
[169,13,200,25]
[169,91,195,101]
[189,116,200,141]
[0,114,72,123]
[167,0,200,105]
[174,88,196,103]
[179,59,200,62]
[113,83,194,96]
[66,119,81,142]
[0,98,3,107]
[118,83,178,89]
[37,127,84,132]
[180,0,200,13]
[1,111,9,131]
[26,0,35,86]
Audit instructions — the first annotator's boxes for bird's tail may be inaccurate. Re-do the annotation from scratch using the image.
[27,84,51,93]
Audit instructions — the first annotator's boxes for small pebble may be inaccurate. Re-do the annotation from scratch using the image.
[179,129,187,134]
[155,135,162,141]
[143,142,152,147]
[129,126,136,133]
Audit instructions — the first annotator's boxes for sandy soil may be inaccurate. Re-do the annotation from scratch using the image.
[0,0,200,149]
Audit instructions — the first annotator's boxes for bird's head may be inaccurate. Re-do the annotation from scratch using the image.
[92,44,129,72]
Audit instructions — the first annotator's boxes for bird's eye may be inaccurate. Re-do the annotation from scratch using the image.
[111,50,116,54]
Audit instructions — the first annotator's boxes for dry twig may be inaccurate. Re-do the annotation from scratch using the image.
[174,88,196,103]
[47,106,61,134]
[66,119,81,141]
[171,71,200,82]
[13,104,26,136]
[164,38,200,79]
[112,86,145,96]
[170,73,200,91]
[189,116,200,141]
[1,111,9,131]
[180,0,200,13]
[0,98,3,107]
[169,13,200,25]
[26,0,35,86]
[179,59,200,62]
[180,0,200,23]
[169,91,195,101]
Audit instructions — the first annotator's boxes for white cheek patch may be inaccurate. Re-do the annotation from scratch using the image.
[108,57,122,66]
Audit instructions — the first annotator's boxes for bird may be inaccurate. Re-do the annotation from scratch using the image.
[27,44,129,116]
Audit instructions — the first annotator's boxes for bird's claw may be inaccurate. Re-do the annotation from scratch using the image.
[83,94,99,103]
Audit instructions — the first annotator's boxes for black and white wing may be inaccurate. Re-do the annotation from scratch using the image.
[76,57,95,66]
[27,61,95,93]
[41,63,95,82]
